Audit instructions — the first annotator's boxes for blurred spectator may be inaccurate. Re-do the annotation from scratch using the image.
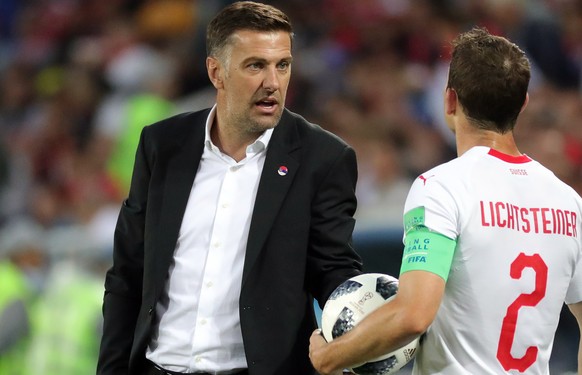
[0,218,46,375]
[478,0,581,89]
[352,122,412,230]
[94,43,179,194]
[23,225,110,375]
[0,1,581,373]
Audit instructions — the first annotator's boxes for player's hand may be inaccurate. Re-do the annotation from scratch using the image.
[309,329,344,375]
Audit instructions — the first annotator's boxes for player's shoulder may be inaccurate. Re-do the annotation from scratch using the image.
[414,156,467,187]
[532,158,582,202]
[416,146,526,182]
[410,148,492,197]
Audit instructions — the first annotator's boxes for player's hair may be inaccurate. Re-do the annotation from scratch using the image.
[206,1,293,66]
[447,27,530,133]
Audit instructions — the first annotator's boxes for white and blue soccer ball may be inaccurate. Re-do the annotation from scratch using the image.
[321,273,419,375]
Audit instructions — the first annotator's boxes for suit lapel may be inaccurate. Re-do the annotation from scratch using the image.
[243,111,301,286]
[152,112,207,293]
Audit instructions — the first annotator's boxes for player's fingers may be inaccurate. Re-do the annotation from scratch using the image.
[310,328,325,343]
[309,331,328,374]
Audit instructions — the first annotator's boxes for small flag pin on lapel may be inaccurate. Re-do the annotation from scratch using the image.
[278,166,288,176]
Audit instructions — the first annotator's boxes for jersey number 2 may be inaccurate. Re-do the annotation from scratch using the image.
[496,252,547,372]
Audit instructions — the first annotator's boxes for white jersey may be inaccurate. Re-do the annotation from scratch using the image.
[404,146,582,375]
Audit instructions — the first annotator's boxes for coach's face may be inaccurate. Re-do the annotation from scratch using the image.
[208,29,293,135]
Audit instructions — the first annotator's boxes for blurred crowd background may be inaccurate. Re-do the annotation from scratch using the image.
[1,0,581,374]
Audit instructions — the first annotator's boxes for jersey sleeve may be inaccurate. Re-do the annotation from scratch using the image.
[400,223,457,280]
[399,174,460,281]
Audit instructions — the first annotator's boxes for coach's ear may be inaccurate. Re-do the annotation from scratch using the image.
[207,56,224,90]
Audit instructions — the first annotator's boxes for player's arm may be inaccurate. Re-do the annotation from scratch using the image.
[309,270,445,374]
[309,226,455,374]
[568,301,582,375]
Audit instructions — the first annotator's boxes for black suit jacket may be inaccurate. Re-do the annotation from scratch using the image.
[97,108,363,375]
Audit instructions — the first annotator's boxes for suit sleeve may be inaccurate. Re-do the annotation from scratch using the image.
[306,145,363,306]
[97,128,150,375]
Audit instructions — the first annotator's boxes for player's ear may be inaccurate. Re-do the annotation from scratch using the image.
[444,87,457,115]
[207,56,224,89]
[519,93,529,114]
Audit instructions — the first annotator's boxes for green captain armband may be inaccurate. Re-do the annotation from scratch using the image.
[400,226,457,281]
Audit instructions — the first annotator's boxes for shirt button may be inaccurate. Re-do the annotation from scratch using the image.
[206,281,213,288]
[200,319,207,325]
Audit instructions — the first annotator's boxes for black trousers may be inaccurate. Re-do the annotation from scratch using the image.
[144,359,249,375]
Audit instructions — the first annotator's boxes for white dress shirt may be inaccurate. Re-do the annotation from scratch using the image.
[146,105,272,373]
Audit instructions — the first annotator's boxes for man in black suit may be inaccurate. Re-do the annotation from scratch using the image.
[96,2,363,374]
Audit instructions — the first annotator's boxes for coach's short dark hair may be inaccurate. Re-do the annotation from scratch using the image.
[206,1,293,60]
[447,27,530,133]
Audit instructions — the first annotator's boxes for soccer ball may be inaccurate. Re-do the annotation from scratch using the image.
[321,273,419,375]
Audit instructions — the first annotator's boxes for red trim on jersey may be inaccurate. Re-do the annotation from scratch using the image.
[488,148,532,164]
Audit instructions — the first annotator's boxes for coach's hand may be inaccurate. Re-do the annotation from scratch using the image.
[309,329,346,375]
